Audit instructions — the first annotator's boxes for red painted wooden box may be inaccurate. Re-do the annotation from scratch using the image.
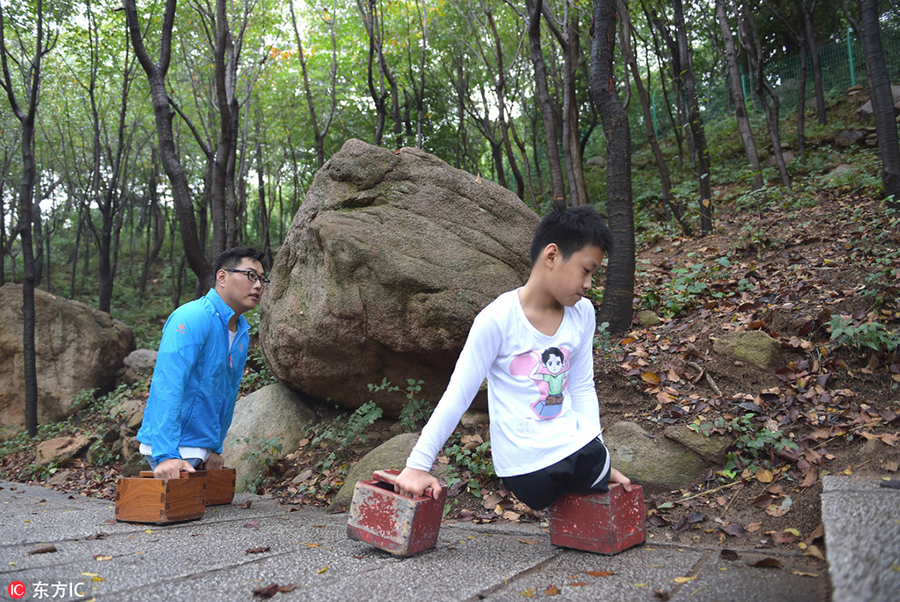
[116,471,206,524]
[548,483,646,554]
[346,469,447,557]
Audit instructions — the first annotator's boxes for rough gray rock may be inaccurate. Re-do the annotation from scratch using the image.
[222,383,316,491]
[605,421,730,493]
[0,283,134,425]
[327,432,449,513]
[120,349,157,385]
[259,139,538,417]
[36,435,92,465]
[713,330,782,370]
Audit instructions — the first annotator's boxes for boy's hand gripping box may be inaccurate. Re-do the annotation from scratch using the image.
[346,469,447,557]
[548,483,646,554]
[115,471,207,524]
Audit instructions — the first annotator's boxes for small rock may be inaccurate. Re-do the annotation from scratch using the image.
[46,470,71,487]
[460,410,490,428]
[636,310,663,327]
[713,331,781,371]
[36,436,92,465]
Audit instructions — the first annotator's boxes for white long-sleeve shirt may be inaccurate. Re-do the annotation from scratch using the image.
[406,289,603,478]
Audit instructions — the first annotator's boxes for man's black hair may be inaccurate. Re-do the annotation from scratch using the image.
[213,246,267,274]
[529,205,614,266]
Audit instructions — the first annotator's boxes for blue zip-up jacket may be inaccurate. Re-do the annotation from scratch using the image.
[137,288,250,464]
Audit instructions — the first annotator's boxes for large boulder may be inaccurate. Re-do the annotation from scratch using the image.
[260,139,538,416]
[222,382,316,492]
[0,284,135,426]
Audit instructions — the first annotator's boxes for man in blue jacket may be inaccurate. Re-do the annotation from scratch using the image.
[137,246,267,479]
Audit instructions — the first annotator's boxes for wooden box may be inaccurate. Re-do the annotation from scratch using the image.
[347,469,446,557]
[205,468,236,505]
[548,483,646,555]
[115,471,206,524]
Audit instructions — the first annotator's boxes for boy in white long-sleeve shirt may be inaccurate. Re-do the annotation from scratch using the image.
[395,205,631,510]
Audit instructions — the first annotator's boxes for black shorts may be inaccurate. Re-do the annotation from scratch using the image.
[502,436,610,510]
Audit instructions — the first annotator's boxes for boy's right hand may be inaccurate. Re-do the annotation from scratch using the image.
[154,458,196,480]
[394,467,442,500]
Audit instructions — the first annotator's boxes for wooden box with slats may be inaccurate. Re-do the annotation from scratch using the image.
[205,467,236,505]
[115,471,206,524]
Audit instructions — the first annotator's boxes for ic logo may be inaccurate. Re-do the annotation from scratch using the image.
[7,581,26,599]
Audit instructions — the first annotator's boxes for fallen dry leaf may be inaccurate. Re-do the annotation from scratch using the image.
[246,547,271,554]
[803,545,826,560]
[244,520,261,530]
[544,585,561,595]
[277,584,298,593]
[751,557,783,569]
[673,576,696,584]
[720,549,740,561]
[756,468,774,483]
[251,583,278,598]
[92,555,113,561]
[27,545,57,555]
[585,570,615,578]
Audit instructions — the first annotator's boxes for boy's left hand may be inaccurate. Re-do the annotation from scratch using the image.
[609,467,632,492]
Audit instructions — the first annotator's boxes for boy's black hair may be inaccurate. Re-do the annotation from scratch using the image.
[214,246,267,273]
[541,347,564,364]
[529,205,614,266]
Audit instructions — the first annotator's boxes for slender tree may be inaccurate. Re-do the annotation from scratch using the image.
[289,0,338,168]
[125,0,210,287]
[523,0,567,209]
[673,0,713,235]
[716,0,764,188]
[0,0,59,435]
[590,0,634,334]
[618,0,690,234]
[856,0,900,205]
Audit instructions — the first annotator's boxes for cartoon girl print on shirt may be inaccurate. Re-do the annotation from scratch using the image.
[509,347,571,419]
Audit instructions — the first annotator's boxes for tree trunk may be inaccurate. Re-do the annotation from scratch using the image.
[590,0,634,335]
[736,1,791,190]
[619,0,690,235]
[802,0,827,125]
[716,0,763,190]
[673,0,713,235]
[124,0,210,288]
[139,150,165,302]
[859,0,900,205]
[558,3,588,206]
[525,0,566,209]
[0,2,52,436]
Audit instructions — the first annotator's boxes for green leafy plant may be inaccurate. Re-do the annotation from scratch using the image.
[303,401,385,473]
[442,433,495,499]
[828,315,900,354]
[690,413,798,479]
[593,321,614,355]
[236,436,284,493]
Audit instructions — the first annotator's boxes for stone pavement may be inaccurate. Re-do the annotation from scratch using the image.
[820,475,900,602]
[0,479,840,602]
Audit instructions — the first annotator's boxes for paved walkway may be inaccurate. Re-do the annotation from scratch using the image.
[0,479,838,602]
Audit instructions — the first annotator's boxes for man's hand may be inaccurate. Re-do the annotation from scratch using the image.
[205,453,225,470]
[394,467,442,500]
[153,458,196,480]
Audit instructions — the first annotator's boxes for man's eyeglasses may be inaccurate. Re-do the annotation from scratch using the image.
[224,269,270,285]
